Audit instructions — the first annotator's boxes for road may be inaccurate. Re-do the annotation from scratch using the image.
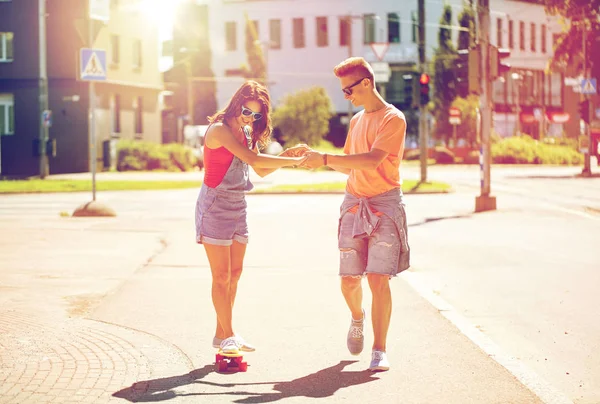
[1,165,599,403]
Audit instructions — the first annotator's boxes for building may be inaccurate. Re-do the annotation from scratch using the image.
[0,0,163,177]
[205,0,573,143]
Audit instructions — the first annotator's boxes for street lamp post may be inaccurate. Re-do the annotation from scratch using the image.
[512,72,521,136]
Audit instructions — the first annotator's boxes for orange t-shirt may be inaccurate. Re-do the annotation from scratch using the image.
[344,104,407,199]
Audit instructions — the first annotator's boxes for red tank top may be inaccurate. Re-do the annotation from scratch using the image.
[203,125,247,188]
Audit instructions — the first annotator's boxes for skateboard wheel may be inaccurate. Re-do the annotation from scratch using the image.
[218,360,228,372]
[216,354,223,362]
[239,362,248,372]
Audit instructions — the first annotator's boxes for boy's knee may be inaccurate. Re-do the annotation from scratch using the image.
[367,273,389,292]
[341,275,362,291]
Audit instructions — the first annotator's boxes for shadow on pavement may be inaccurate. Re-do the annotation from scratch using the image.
[409,214,472,228]
[112,360,379,402]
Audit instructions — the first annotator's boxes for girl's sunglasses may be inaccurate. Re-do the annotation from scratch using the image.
[241,105,263,121]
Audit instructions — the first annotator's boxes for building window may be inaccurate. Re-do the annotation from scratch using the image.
[134,97,143,135]
[411,11,417,43]
[530,23,536,52]
[316,17,328,47]
[388,13,400,43]
[111,35,120,65]
[363,14,376,44]
[0,94,14,136]
[339,17,349,47]
[497,18,503,48]
[293,18,305,48]
[519,21,525,51]
[133,39,142,69]
[225,22,236,51]
[0,32,14,62]
[112,94,121,134]
[269,19,281,49]
[508,20,514,49]
[541,24,547,53]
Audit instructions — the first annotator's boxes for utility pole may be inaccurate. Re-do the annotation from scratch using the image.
[582,13,592,176]
[88,11,97,201]
[38,0,49,178]
[418,0,427,183]
[475,0,496,212]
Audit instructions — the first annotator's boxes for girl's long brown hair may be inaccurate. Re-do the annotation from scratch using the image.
[208,80,272,149]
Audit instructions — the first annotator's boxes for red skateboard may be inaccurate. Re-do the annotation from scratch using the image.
[215,350,248,372]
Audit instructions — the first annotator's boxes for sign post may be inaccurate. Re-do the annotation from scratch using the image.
[449,107,461,146]
[72,1,115,217]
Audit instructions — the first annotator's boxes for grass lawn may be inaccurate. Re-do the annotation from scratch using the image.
[0,178,450,195]
[252,179,451,194]
[0,179,202,194]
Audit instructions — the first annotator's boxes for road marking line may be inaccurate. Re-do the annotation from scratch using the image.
[402,271,574,404]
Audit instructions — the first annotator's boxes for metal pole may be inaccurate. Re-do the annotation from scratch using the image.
[38,0,49,178]
[88,11,96,201]
[582,15,591,175]
[187,58,193,128]
[475,0,496,211]
[418,0,427,183]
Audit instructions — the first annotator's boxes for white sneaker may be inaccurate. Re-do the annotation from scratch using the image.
[213,335,256,352]
[219,337,241,354]
[347,309,365,356]
[369,350,390,372]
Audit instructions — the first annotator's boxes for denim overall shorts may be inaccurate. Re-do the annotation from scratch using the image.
[195,127,254,246]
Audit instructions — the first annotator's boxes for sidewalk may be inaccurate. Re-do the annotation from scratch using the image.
[0,199,544,403]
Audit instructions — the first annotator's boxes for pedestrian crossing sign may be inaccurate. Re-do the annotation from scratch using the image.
[580,78,597,95]
[80,48,107,81]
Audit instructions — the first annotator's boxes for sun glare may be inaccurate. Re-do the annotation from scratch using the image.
[141,0,183,38]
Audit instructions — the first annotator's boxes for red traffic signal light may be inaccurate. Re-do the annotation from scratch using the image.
[419,73,430,85]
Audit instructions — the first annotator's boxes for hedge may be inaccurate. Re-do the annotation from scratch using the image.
[116,139,199,172]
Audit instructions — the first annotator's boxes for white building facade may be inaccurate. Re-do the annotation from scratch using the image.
[205,0,567,139]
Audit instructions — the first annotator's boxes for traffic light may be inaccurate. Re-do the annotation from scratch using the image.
[455,46,481,98]
[580,99,590,124]
[490,46,511,80]
[419,73,430,106]
[402,73,415,108]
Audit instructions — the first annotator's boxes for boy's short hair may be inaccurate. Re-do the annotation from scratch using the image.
[333,57,375,83]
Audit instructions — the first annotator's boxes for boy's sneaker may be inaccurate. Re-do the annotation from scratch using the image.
[369,350,390,372]
[213,336,256,352]
[219,337,241,354]
[347,309,365,356]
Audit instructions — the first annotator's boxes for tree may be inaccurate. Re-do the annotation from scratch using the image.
[451,95,480,147]
[542,0,600,79]
[432,5,458,144]
[457,0,477,51]
[241,12,267,84]
[272,87,334,147]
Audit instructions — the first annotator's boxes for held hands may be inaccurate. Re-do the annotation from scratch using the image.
[302,151,325,169]
[280,144,312,157]
[279,144,325,169]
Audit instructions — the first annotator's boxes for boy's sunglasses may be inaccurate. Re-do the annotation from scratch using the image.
[342,78,366,96]
[241,105,263,121]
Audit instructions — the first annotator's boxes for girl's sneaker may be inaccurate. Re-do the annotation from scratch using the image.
[213,336,255,352]
[219,337,242,354]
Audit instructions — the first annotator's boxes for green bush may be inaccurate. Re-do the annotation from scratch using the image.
[464,150,480,164]
[492,135,583,165]
[116,139,198,172]
[272,87,335,147]
[403,149,421,161]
